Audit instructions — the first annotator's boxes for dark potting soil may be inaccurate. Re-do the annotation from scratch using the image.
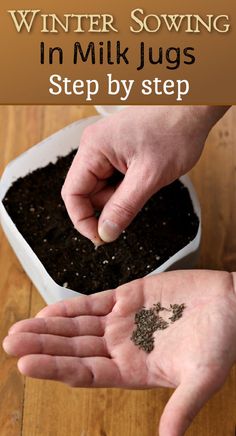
[3,150,199,295]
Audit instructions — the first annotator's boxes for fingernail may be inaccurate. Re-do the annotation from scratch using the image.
[2,337,9,353]
[92,236,104,248]
[98,220,121,243]
[93,242,104,250]
[8,327,14,335]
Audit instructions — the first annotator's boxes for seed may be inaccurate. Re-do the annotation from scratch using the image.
[131,301,186,353]
[169,303,186,323]
[63,282,68,288]
[153,302,165,312]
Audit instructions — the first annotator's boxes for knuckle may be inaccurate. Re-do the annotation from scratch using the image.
[139,170,160,197]
[112,200,136,221]
[81,123,100,146]
[141,162,159,188]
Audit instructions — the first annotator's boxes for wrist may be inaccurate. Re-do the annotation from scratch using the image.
[189,106,230,134]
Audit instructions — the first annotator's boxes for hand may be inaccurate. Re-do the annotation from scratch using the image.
[3,270,236,435]
[61,106,228,244]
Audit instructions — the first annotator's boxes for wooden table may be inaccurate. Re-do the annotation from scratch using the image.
[0,106,236,436]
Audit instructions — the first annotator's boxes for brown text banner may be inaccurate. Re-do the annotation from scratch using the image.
[0,0,235,104]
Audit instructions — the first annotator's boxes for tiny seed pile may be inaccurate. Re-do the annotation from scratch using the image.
[131,302,186,353]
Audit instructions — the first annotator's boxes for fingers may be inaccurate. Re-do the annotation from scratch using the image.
[8,315,105,337]
[17,355,121,387]
[159,373,225,436]
[36,290,115,318]
[98,162,156,242]
[62,194,101,244]
[3,333,108,358]
[62,147,113,244]
[91,185,115,210]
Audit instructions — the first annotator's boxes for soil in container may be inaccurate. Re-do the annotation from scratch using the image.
[3,150,199,295]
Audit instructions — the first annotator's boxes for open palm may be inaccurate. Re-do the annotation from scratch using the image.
[3,270,236,436]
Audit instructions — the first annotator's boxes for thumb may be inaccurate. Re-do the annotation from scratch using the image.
[98,162,156,243]
[159,375,223,436]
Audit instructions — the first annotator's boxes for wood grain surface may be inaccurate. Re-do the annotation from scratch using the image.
[0,106,236,436]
